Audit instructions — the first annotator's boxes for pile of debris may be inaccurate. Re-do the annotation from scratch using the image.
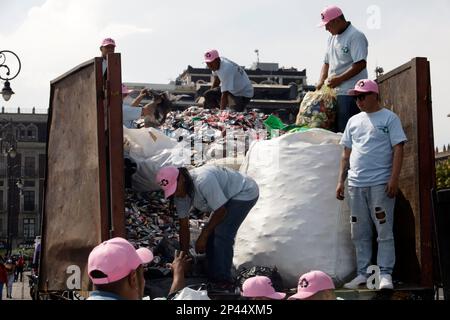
[161,107,269,135]
[125,189,207,270]
[158,107,269,167]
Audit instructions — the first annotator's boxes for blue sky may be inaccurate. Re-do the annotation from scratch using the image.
[1,0,449,148]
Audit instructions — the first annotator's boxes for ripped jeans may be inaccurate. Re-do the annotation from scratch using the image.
[348,185,396,276]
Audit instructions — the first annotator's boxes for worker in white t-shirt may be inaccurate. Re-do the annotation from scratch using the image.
[122,85,153,129]
[316,6,369,133]
[100,38,116,76]
[203,49,254,112]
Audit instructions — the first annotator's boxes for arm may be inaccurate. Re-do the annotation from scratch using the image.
[328,61,367,88]
[212,76,221,89]
[178,218,191,254]
[220,92,230,110]
[317,63,330,90]
[168,251,192,296]
[195,206,227,253]
[131,89,149,107]
[336,147,352,200]
[386,143,405,198]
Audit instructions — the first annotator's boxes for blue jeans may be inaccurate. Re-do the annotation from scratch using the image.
[206,197,259,282]
[336,95,360,133]
[348,185,396,276]
[0,282,3,300]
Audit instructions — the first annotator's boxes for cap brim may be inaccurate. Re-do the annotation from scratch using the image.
[348,89,378,96]
[317,21,328,27]
[163,183,177,199]
[288,291,316,300]
[136,248,154,264]
[267,292,287,300]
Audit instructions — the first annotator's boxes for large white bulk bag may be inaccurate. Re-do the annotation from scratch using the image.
[124,127,190,191]
[235,129,355,288]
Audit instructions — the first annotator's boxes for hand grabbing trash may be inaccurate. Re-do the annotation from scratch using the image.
[167,250,192,275]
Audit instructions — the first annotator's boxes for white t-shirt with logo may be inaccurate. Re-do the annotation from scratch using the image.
[324,23,369,96]
[340,108,407,187]
[213,57,254,98]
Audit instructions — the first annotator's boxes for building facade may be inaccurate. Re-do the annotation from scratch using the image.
[177,63,307,87]
[0,108,47,252]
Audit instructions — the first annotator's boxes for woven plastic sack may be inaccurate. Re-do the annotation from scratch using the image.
[235,130,355,288]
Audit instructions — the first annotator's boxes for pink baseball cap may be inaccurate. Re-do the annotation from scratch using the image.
[156,166,180,199]
[88,237,153,285]
[288,271,335,300]
[122,84,134,95]
[204,49,220,63]
[318,5,343,27]
[348,79,379,96]
[242,276,286,300]
[101,38,116,48]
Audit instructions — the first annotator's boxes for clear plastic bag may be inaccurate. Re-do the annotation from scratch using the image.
[296,84,337,130]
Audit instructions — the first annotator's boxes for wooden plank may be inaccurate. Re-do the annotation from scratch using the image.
[415,58,435,287]
[377,57,435,288]
[106,53,125,238]
[40,60,105,292]
[94,57,109,242]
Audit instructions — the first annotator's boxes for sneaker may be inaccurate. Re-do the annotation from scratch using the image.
[379,274,394,290]
[343,275,368,289]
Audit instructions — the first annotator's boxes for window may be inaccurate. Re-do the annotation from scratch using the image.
[24,180,35,187]
[0,158,5,176]
[23,218,35,239]
[26,125,38,141]
[24,191,35,211]
[24,157,36,177]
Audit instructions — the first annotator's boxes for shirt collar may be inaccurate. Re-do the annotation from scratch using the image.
[90,291,125,300]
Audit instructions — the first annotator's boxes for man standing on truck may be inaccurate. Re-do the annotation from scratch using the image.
[336,79,407,290]
[203,49,254,112]
[100,38,116,76]
[316,5,369,133]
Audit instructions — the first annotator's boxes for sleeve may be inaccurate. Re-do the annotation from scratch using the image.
[389,115,408,147]
[174,197,191,219]
[220,65,235,93]
[350,32,368,64]
[198,177,228,211]
[324,37,331,64]
[340,121,353,149]
[122,103,142,122]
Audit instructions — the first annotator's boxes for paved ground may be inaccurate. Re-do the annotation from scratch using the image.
[1,272,32,301]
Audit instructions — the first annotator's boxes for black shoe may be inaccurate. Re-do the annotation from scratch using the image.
[207,282,237,295]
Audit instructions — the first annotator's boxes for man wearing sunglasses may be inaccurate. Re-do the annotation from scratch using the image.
[336,79,407,290]
[316,5,369,133]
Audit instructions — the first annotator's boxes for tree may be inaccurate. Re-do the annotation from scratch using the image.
[436,158,450,190]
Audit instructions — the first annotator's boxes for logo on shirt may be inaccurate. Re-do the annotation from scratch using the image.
[341,46,349,54]
[377,126,389,134]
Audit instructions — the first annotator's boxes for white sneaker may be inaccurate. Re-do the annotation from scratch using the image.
[343,275,368,289]
[379,274,394,290]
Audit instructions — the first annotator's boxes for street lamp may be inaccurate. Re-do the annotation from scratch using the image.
[0,50,22,102]
[0,119,19,257]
